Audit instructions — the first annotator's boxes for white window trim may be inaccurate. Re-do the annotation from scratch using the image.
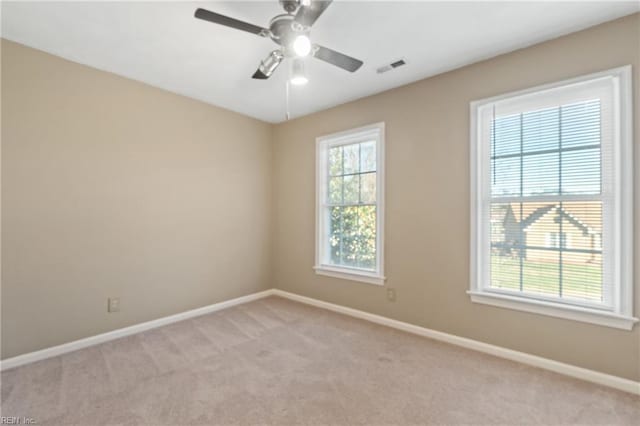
[315,122,386,286]
[469,66,637,330]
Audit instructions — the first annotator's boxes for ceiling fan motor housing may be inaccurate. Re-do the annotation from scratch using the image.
[269,14,309,57]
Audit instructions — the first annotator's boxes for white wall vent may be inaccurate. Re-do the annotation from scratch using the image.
[376,59,406,74]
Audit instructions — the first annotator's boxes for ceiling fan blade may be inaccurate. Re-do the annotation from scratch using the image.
[252,50,284,80]
[294,0,333,27]
[195,8,268,37]
[252,69,269,79]
[313,45,363,72]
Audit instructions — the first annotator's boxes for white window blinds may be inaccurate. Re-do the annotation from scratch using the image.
[489,99,607,306]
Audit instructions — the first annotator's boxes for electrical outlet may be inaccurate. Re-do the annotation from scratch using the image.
[386,288,396,302]
[108,297,120,313]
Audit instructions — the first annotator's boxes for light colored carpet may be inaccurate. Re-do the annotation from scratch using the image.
[1,296,638,425]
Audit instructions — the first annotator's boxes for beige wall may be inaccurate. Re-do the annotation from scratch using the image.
[1,40,273,359]
[272,14,640,381]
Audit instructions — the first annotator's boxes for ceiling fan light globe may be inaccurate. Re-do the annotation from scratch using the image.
[290,76,309,85]
[293,35,311,57]
[290,57,308,85]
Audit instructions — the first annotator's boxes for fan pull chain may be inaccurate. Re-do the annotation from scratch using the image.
[285,77,291,121]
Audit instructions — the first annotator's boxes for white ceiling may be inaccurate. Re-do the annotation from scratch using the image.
[2,1,638,123]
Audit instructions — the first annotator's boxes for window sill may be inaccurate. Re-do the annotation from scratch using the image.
[314,265,386,286]
[468,290,638,330]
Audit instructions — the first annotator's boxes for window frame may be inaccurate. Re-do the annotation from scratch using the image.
[315,122,386,285]
[469,66,636,330]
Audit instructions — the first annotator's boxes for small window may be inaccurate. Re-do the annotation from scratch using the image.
[315,123,385,285]
[470,66,636,329]
[546,232,569,249]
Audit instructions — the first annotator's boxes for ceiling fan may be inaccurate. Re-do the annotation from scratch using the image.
[194,0,363,83]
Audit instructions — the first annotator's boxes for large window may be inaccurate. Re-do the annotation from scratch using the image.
[315,123,385,285]
[470,67,636,329]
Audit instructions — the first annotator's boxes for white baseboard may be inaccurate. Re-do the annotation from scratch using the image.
[2,287,638,396]
[271,289,640,396]
[0,289,276,371]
